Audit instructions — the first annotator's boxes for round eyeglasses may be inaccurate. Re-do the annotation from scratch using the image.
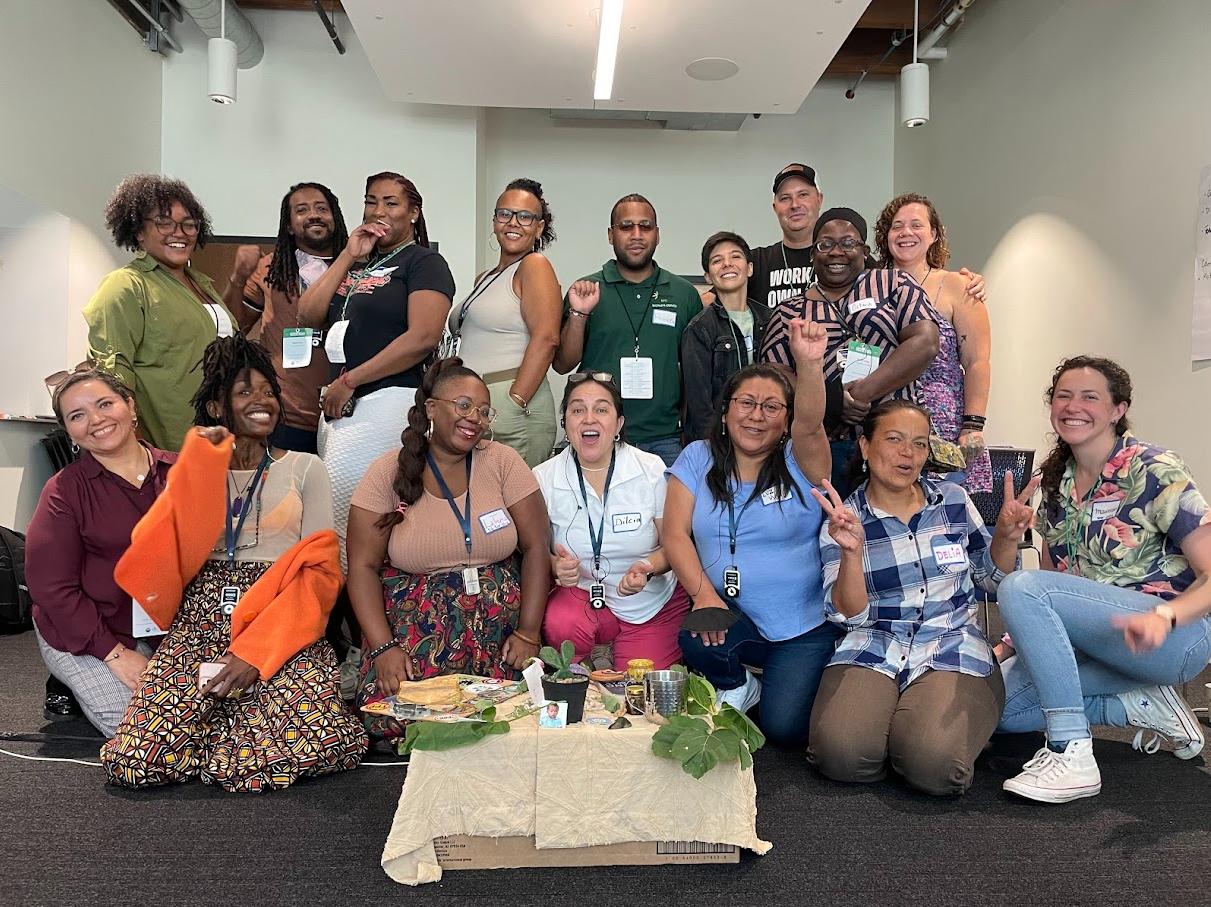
[434,397,498,423]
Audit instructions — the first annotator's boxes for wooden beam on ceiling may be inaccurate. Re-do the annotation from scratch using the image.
[855,0,945,30]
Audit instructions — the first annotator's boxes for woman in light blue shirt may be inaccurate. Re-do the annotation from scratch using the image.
[663,320,835,746]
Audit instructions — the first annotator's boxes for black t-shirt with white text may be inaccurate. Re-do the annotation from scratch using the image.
[749,242,815,310]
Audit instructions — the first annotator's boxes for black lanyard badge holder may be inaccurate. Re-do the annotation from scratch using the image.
[575,450,616,610]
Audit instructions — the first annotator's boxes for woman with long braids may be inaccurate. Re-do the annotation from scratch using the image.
[298,171,455,563]
[996,356,1211,804]
[443,178,561,466]
[100,334,366,791]
[223,181,350,454]
[663,321,836,747]
[346,358,550,738]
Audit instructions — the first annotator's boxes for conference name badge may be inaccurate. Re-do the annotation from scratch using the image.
[612,512,642,533]
[932,540,968,570]
[478,508,512,534]
[848,297,877,314]
[761,486,793,505]
[1089,499,1121,522]
[652,309,677,327]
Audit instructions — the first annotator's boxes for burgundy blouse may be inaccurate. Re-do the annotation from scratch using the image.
[27,444,177,659]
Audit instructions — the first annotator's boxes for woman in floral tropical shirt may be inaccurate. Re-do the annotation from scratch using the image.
[994,356,1211,804]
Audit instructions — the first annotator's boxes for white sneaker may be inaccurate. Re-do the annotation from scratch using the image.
[1003,738,1102,803]
[716,671,761,714]
[339,646,362,700]
[1118,685,1205,760]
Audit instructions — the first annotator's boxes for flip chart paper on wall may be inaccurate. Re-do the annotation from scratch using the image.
[1193,165,1211,363]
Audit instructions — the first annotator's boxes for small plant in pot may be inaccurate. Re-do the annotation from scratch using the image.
[538,640,590,724]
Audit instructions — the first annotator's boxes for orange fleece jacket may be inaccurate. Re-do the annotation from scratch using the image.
[114,428,342,679]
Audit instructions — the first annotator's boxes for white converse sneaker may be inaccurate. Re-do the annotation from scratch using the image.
[717,670,762,714]
[1118,685,1205,760]
[1003,738,1102,803]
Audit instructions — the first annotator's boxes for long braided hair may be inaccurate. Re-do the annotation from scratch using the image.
[377,357,483,529]
[265,182,349,295]
[366,171,431,248]
[190,334,283,434]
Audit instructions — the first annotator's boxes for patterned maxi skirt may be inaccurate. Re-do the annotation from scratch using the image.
[101,560,368,792]
[356,560,522,739]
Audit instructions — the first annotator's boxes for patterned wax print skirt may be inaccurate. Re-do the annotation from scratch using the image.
[101,560,367,792]
[356,560,522,739]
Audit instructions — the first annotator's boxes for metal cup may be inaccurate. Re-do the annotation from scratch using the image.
[643,670,687,725]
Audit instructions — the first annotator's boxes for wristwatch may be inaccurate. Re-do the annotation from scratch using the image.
[1153,604,1177,629]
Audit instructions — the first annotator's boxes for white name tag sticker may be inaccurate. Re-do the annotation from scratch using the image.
[131,598,162,638]
[612,512,643,533]
[620,357,654,399]
[761,486,793,505]
[1090,499,1121,522]
[652,309,677,327]
[848,297,877,314]
[478,508,512,534]
[932,541,968,569]
[324,319,349,364]
[281,327,314,369]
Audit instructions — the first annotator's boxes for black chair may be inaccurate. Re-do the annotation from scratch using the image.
[39,429,79,475]
[968,447,1036,634]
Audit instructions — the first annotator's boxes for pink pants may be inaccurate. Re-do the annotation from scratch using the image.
[541,583,692,671]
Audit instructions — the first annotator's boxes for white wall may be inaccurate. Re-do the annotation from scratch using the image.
[484,79,897,285]
[0,0,163,528]
[894,0,1211,481]
[160,9,483,292]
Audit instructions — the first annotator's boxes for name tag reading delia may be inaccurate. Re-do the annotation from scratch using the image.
[612,512,642,533]
[932,540,968,570]
[652,309,677,327]
[1089,499,1122,522]
[848,297,877,314]
[478,508,512,534]
[761,486,793,505]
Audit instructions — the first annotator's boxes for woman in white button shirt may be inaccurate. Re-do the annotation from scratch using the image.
[534,373,690,669]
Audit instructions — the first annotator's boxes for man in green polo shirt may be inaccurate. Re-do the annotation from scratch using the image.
[554,194,701,466]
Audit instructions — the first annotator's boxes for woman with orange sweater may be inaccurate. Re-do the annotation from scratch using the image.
[100,335,366,792]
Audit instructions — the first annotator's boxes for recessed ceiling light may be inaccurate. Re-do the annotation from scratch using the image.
[685,57,740,82]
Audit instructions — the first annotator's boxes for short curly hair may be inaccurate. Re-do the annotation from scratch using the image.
[501,178,556,251]
[104,173,215,253]
[873,192,949,269]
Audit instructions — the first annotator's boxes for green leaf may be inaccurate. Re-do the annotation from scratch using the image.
[539,645,560,669]
[560,639,575,665]
[472,699,497,713]
[517,678,529,693]
[600,693,620,713]
[479,705,497,723]
[738,745,753,770]
[684,673,716,716]
[715,704,766,754]
[709,727,743,762]
[669,664,688,675]
[650,722,685,759]
[481,720,510,737]
[404,721,485,752]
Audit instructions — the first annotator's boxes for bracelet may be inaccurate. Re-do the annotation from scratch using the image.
[104,645,125,663]
[961,414,986,426]
[340,369,356,390]
[510,629,540,647]
[568,309,590,319]
[508,391,530,415]
[368,639,401,660]
[961,422,985,432]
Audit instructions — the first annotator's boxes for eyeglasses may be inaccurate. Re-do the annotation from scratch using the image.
[145,216,200,236]
[814,238,865,253]
[45,360,99,388]
[612,221,656,233]
[729,397,788,417]
[567,371,615,385]
[493,207,541,227]
[434,397,498,423]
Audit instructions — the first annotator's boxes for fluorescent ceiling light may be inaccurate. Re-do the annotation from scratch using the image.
[593,0,625,101]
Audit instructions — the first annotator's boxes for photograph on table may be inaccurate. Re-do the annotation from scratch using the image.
[538,700,568,729]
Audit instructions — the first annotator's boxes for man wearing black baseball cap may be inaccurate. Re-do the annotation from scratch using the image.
[747,163,825,310]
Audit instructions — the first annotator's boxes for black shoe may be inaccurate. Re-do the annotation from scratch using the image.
[44,676,81,721]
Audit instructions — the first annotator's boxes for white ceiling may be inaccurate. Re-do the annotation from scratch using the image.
[341,0,873,114]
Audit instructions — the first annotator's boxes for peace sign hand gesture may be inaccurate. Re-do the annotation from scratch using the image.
[810,479,865,553]
[788,318,829,366]
[994,470,1041,544]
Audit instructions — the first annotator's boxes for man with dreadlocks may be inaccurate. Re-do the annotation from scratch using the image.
[222,182,349,454]
[101,333,366,791]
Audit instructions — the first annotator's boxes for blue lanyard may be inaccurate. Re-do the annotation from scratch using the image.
[726,491,754,560]
[427,452,473,563]
[573,449,616,577]
[224,452,270,560]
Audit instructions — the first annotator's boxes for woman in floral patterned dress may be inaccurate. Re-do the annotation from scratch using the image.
[994,356,1211,804]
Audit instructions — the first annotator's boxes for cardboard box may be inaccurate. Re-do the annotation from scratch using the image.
[434,835,740,869]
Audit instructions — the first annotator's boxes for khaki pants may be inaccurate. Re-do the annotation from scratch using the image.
[485,376,557,468]
[808,662,1005,796]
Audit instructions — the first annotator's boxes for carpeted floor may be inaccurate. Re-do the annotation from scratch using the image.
[2,629,1210,907]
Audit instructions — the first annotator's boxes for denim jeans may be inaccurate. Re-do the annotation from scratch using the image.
[636,436,683,468]
[995,569,1211,743]
[679,608,843,747]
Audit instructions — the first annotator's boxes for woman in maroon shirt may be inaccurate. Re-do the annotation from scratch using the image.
[27,369,176,736]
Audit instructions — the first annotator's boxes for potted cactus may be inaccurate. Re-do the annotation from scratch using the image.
[538,640,590,724]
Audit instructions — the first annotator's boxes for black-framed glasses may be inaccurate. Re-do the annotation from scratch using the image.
[493,207,541,227]
[729,397,788,417]
[45,360,99,388]
[814,237,865,253]
[434,397,497,423]
[612,220,656,233]
[145,216,200,236]
[567,371,615,385]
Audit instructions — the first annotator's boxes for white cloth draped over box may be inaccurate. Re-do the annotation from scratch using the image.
[380,715,771,885]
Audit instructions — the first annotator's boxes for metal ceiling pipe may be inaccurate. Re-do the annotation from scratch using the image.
[176,0,264,68]
[918,0,976,60]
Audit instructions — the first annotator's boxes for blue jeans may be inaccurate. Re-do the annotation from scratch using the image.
[995,569,1211,743]
[679,610,843,747]
[636,436,683,468]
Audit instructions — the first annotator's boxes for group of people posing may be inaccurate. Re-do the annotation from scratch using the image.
[24,163,1210,807]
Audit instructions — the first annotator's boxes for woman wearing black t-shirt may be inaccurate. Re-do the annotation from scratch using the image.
[299,171,456,564]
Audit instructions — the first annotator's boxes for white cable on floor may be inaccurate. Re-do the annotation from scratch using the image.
[0,747,102,767]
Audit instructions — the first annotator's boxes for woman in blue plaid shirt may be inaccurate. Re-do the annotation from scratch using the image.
[808,400,1036,795]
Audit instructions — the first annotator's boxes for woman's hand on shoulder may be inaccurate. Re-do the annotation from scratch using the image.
[811,480,865,553]
[959,268,987,303]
